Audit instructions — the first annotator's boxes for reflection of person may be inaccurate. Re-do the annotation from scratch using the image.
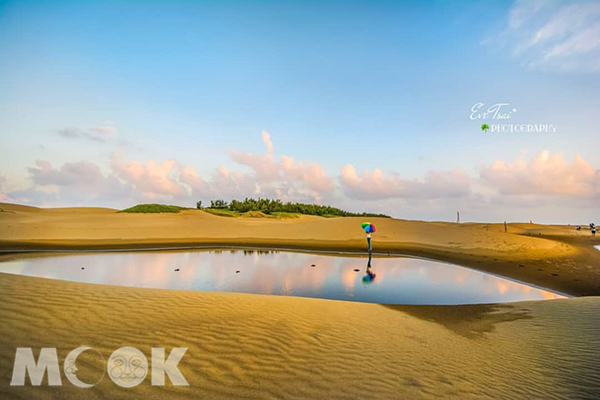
[363,252,376,283]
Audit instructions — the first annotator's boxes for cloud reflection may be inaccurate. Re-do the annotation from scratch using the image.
[0,251,565,305]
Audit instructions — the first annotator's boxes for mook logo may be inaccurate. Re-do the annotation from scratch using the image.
[10,346,188,388]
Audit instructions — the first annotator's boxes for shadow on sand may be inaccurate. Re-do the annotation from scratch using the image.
[383,303,533,339]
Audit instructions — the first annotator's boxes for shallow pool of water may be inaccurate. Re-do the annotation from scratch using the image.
[0,250,565,305]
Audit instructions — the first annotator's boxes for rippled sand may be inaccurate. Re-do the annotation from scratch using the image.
[1,273,598,399]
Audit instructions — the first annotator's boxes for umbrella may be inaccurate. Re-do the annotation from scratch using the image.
[361,222,376,233]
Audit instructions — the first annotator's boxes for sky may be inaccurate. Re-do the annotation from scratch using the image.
[0,0,598,223]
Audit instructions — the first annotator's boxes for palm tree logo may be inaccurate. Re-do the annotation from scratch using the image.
[481,123,490,133]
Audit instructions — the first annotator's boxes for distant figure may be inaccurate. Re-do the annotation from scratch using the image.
[361,222,376,251]
[457,211,460,224]
[504,221,507,233]
[576,225,581,231]
[530,220,533,224]
[363,252,376,283]
[591,223,596,236]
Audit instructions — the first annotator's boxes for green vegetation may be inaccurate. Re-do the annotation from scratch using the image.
[203,208,239,218]
[269,212,301,219]
[209,199,229,209]
[119,204,190,214]
[119,199,390,218]
[203,198,390,218]
[203,208,300,219]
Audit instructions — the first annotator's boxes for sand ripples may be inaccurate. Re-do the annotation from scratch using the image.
[1,273,599,399]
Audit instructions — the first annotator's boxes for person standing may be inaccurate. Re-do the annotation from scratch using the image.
[362,222,376,251]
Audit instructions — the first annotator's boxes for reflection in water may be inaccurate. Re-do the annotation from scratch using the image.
[363,252,376,284]
[0,250,565,305]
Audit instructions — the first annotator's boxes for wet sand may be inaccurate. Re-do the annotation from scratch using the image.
[1,203,599,398]
[1,203,599,296]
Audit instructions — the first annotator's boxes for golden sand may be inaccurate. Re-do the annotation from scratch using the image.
[0,273,599,399]
[1,203,599,295]
[1,203,599,398]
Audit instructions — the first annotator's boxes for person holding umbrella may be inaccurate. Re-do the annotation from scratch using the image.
[361,222,376,251]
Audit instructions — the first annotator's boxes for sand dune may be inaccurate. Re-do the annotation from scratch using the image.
[0,273,598,399]
[1,204,599,398]
[1,203,599,296]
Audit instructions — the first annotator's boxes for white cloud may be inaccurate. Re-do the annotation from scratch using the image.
[24,159,130,206]
[281,156,334,193]
[480,149,599,197]
[490,0,600,72]
[4,132,598,222]
[110,148,189,200]
[340,165,471,200]
[57,121,118,142]
[5,132,336,207]
[262,130,274,153]
[226,133,335,203]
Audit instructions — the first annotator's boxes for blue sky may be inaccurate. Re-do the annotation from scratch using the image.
[1,0,599,222]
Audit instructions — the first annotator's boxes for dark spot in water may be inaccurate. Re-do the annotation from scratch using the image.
[235,270,240,274]
[81,267,84,270]
[353,269,360,272]
[311,264,316,267]
[174,269,180,272]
